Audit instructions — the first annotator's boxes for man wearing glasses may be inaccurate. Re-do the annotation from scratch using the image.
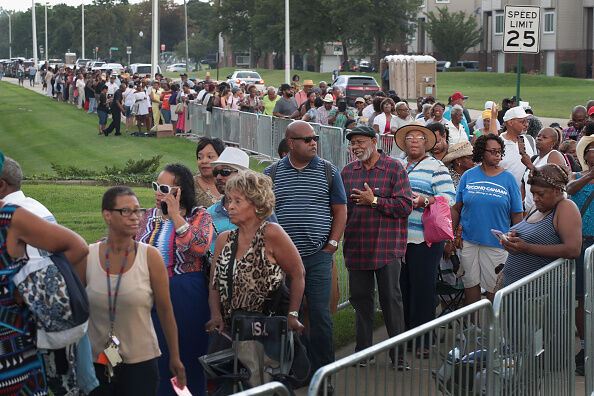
[499,106,534,186]
[340,125,413,369]
[264,121,347,375]
[206,147,277,253]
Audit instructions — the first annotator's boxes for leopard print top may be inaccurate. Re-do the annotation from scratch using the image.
[213,221,284,324]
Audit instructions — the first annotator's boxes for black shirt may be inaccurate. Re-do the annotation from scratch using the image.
[98,93,109,112]
[111,89,123,112]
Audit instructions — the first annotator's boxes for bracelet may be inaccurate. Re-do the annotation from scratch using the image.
[175,222,190,235]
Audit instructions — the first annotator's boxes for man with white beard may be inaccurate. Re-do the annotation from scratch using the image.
[340,125,414,369]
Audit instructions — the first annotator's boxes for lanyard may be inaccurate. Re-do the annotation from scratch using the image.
[105,239,131,333]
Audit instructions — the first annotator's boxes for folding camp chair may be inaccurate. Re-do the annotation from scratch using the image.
[436,255,465,317]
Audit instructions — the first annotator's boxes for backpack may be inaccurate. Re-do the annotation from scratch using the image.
[268,159,334,191]
[12,251,89,349]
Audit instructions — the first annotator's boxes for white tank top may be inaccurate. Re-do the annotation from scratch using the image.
[523,150,564,211]
[86,242,161,364]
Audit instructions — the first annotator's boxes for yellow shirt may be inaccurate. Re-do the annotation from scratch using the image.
[262,95,280,116]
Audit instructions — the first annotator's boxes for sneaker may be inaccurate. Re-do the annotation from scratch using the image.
[357,357,375,367]
[115,132,122,136]
[394,357,410,371]
[576,349,585,376]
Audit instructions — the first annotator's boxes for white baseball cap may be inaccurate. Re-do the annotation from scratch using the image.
[484,100,494,110]
[210,147,249,170]
[503,106,529,122]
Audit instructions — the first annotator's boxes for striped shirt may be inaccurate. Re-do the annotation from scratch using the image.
[264,155,347,256]
[399,156,456,244]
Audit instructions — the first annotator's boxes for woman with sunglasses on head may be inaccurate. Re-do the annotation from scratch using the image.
[393,122,455,358]
[136,164,214,396]
[451,134,524,307]
[84,186,185,396]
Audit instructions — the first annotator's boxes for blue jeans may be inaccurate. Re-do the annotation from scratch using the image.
[162,109,171,124]
[300,249,334,372]
[88,97,97,114]
[97,110,108,126]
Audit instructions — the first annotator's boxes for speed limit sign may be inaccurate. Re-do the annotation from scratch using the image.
[503,6,540,53]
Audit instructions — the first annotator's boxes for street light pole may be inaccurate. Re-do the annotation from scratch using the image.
[8,13,11,59]
[82,3,85,59]
[32,0,39,82]
[44,3,48,61]
[151,0,159,78]
[284,0,290,84]
[184,0,189,72]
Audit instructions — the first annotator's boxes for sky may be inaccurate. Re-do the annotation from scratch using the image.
[0,0,188,13]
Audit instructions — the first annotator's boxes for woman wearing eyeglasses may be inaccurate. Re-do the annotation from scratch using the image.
[136,164,214,396]
[451,134,523,307]
[394,121,455,358]
[84,186,185,395]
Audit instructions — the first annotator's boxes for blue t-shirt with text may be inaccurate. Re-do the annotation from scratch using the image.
[456,166,523,248]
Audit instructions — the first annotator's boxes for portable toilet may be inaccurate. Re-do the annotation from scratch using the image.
[384,55,436,100]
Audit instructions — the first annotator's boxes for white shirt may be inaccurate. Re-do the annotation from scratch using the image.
[499,132,535,187]
[123,88,136,107]
[523,150,564,210]
[106,81,119,95]
[362,104,375,119]
[474,117,501,132]
[135,91,149,115]
[3,190,57,260]
[446,120,469,145]
[197,89,208,103]
[76,78,86,90]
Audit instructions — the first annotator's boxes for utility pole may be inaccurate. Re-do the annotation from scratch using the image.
[284,0,290,84]
[82,3,85,59]
[184,0,189,72]
[32,0,39,83]
[151,0,159,78]
[44,3,48,61]
[8,13,12,59]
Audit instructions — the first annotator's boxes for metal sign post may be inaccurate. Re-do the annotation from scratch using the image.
[503,5,540,102]
[126,46,132,65]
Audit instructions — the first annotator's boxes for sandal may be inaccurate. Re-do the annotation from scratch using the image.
[416,348,430,359]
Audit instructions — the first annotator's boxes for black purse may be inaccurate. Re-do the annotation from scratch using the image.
[227,229,290,317]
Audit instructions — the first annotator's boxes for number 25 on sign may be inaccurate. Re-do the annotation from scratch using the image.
[503,6,540,54]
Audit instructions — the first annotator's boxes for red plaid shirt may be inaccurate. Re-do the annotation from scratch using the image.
[341,152,413,270]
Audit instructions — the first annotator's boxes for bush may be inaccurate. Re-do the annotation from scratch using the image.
[446,66,466,72]
[512,65,527,73]
[558,62,576,78]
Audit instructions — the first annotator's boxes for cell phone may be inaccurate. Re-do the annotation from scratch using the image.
[170,377,192,396]
[490,229,508,242]
[161,201,168,215]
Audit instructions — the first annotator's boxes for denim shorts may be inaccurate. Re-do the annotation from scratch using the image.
[97,110,108,126]
[124,105,132,118]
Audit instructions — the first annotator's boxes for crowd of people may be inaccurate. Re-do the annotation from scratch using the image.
[3,66,594,394]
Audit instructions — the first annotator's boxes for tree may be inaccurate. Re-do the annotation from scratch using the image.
[424,7,482,65]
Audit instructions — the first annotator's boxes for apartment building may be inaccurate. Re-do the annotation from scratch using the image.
[408,0,594,78]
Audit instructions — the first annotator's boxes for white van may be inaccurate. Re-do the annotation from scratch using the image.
[129,63,162,78]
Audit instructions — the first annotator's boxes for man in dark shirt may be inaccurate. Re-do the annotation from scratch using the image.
[273,84,299,119]
[340,125,413,369]
[104,83,125,136]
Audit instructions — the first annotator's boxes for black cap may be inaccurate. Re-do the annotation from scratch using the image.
[346,125,376,140]
[180,73,187,77]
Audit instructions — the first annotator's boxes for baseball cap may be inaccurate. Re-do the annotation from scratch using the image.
[589,107,594,116]
[180,73,188,77]
[322,94,334,103]
[189,77,196,81]
[503,106,529,122]
[355,97,365,103]
[484,100,494,110]
[346,125,376,141]
[451,92,468,101]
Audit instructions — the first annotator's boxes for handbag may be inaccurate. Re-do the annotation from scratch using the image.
[422,195,454,244]
[175,102,185,114]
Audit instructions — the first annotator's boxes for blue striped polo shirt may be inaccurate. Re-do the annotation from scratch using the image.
[264,155,347,256]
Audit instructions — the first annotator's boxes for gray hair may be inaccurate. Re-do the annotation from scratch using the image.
[451,104,464,115]
[267,86,276,92]
[395,101,408,110]
[422,103,433,113]
[0,157,23,190]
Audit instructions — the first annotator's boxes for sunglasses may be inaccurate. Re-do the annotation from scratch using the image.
[152,182,179,194]
[213,168,238,178]
[405,136,426,142]
[291,135,320,143]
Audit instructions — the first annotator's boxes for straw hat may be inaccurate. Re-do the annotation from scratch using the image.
[322,94,334,103]
[576,135,594,171]
[442,141,473,165]
[303,79,314,86]
[394,121,437,152]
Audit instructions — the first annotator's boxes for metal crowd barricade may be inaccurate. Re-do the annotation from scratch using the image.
[492,258,575,396]
[585,245,594,395]
[230,381,291,396]
[308,299,494,396]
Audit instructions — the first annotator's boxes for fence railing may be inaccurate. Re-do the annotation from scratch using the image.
[585,245,594,395]
[231,381,292,396]
[309,258,576,396]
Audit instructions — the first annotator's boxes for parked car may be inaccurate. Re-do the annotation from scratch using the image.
[339,59,358,72]
[358,60,375,73]
[90,61,106,72]
[457,61,479,72]
[166,63,194,73]
[436,61,451,72]
[226,70,265,91]
[76,58,91,69]
[331,75,380,106]
[129,63,162,78]
[103,63,125,75]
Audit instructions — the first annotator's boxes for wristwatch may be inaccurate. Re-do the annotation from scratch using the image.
[423,197,430,208]
[371,196,378,208]
[328,240,339,248]
[288,311,299,319]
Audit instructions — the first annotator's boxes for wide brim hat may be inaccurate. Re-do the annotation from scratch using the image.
[442,141,473,165]
[576,135,594,171]
[322,94,334,103]
[303,79,314,86]
[210,147,250,170]
[394,121,437,152]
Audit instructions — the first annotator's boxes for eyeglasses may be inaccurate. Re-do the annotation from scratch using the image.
[485,149,503,155]
[213,168,238,178]
[290,135,320,143]
[108,208,147,217]
[152,182,180,194]
[349,138,372,147]
[405,136,426,142]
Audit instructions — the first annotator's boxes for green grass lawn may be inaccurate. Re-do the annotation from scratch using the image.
[165,67,592,119]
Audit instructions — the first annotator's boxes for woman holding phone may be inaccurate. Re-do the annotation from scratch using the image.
[136,164,213,396]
